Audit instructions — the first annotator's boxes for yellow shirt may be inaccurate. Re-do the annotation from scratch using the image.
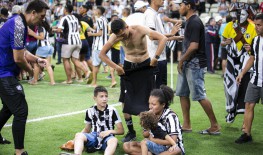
[222,21,257,51]
[80,21,90,40]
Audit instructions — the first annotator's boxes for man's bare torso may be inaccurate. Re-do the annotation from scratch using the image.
[120,26,149,63]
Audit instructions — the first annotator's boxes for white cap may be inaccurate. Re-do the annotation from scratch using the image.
[12,5,21,14]
[215,16,222,22]
[173,0,182,4]
[134,1,148,11]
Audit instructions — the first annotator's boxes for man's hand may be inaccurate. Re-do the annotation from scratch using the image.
[116,65,125,75]
[171,22,181,36]
[150,58,158,66]
[36,58,47,67]
[99,130,111,139]
[224,38,232,45]
[177,60,183,74]
[236,73,243,85]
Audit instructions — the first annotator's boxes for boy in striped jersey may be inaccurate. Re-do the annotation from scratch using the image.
[72,86,124,155]
[235,13,263,144]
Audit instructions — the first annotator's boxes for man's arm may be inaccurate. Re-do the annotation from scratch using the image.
[236,56,254,84]
[144,26,168,66]
[13,49,47,76]
[99,35,124,75]
[99,122,124,138]
[177,42,198,73]
[87,29,102,37]
[81,123,92,133]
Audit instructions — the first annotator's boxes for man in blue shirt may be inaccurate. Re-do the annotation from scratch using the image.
[0,1,49,155]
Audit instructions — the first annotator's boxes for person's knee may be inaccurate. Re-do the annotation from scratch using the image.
[246,103,255,111]
[74,132,86,141]
[108,137,118,146]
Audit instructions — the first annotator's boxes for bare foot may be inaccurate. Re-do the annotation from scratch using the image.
[62,80,73,84]
[110,82,117,88]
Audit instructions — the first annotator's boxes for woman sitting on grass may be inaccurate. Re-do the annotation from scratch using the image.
[140,111,178,155]
[123,85,185,155]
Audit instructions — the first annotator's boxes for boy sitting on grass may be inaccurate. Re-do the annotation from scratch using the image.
[140,111,178,155]
[62,86,124,155]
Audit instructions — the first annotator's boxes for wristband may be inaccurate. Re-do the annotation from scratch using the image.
[155,55,160,60]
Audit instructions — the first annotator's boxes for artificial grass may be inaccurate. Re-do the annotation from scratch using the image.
[1,63,263,155]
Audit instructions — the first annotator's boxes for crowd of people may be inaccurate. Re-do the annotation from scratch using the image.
[0,0,263,155]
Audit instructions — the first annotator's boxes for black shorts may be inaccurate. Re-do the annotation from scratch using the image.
[80,39,89,55]
[221,47,227,60]
[111,47,120,64]
[177,42,182,51]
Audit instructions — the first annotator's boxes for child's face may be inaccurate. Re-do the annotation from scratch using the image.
[94,92,108,109]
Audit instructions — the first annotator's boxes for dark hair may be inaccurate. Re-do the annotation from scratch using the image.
[97,6,105,15]
[72,13,82,29]
[39,18,51,34]
[147,0,152,5]
[140,111,158,130]
[208,17,214,24]
[123,7,131,16]
[65,4,73,13]
[94,86,108,97]
[25,0,49,14]
[255,13,263,21]
[225,15,233,23]
[111,19,126,34]
[150,85,174,109]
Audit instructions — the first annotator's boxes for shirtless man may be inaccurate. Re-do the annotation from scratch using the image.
[99,19,168,141]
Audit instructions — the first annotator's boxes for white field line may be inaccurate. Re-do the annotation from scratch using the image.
[4,102,122,128]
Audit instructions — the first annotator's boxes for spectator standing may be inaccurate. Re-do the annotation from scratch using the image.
[0,1,49,155]
[235,13,263,144]
[176,0,220,134]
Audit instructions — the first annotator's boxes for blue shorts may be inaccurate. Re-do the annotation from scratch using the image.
[84,132,114,150]
[176,67,207,101]
[146,140,168,154]
[92,50,110,66]
[36,46,54,58]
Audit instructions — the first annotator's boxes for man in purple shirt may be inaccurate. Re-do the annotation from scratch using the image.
[0,1,49,155]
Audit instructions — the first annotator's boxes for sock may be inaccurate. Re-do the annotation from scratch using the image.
[125,117,135,133]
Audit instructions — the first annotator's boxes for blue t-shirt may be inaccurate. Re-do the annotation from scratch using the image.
[0,14,27,78]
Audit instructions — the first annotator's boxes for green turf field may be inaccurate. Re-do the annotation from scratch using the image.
[1,63,263,155]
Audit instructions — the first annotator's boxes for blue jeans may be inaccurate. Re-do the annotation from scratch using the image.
[26,41,38,55]
[176,67,207,101]
[84,132,114,150]
[146,140,168,154]
[56,41,62,63]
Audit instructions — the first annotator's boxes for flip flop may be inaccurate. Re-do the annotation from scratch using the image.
[182,129,192,133]
[110,82,117,88]
[199,129,221,135]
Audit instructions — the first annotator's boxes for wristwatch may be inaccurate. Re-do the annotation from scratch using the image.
[155,55,160,60]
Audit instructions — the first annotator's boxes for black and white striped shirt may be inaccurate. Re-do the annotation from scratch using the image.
[250,36,263,87]
[37,26,50,47]
[158,108,185,154]
[93,16,108,50]
[85,105,122,133]
[58,15,81,45]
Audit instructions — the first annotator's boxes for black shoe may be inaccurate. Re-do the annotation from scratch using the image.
[235,133,252,144]
[122,131,136,142]
[0,137,11,144]
[21,151,28,155]
[56,62,61,65]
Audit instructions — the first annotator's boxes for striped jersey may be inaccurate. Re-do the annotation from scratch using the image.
[158,108,185,154]
[58,14,81,45]
[84,105,122,133]
[37,26,50,46]
[250,36,263,87]
[93,16,108,50]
